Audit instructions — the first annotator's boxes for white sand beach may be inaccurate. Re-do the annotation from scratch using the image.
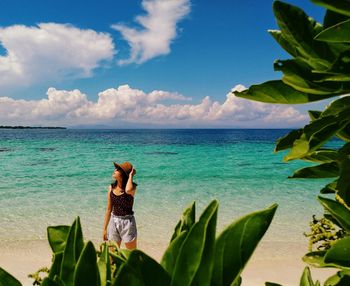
[0,239,336,286]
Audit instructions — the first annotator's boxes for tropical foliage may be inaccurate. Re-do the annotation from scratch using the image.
[234,0,350,285]
[0,201,277,286]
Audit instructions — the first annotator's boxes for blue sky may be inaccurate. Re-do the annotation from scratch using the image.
[0,0,331,128]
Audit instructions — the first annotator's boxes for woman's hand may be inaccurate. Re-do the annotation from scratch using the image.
[130,167,136,177]
[103,229,108,241]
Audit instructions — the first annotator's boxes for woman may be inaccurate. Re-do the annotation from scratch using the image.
[103,161,137,249]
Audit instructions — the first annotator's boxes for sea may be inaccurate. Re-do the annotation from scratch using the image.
[0,129,337,249]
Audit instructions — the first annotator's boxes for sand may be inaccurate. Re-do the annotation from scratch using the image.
[0,239,336,286]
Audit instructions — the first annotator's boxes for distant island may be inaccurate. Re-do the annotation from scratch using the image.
[0,126,67,129]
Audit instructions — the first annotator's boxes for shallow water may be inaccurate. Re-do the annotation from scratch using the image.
[0,129,337,248]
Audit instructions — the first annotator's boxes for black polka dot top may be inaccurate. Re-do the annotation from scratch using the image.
[111,191,134,216]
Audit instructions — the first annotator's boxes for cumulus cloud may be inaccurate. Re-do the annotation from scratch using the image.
[0,23,115,87]
[0,84,308,127]
[112,0,190,65]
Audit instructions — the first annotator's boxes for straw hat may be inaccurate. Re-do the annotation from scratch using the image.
[113,161,136,176]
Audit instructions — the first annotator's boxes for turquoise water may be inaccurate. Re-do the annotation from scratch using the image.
[0,129,335,246]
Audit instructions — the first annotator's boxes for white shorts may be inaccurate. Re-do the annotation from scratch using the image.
[107,214,137,243]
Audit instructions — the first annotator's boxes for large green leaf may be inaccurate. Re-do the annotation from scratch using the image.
[274,59,342,95]
[170,202,195,242]
[0,267,22,286]
[275,129,303,152]
[60,217,84,286]
[114,250,171,286]
[161,231,188,277]
[311,0,350,17]
[273,1,332,69]
[234,80,337,104]
[47,225,70,254]
[284,114,348,161]
[269,29,298,57]
[316,19,350,42]
[324,237,350,267]
[303,149,338,163]
[48,252,63,279]
[211,204,277,286]
[289,162,339,178]
[98,243,111,286]
[74,241,100,286]
[300,267,319,286]
[171,200,218,286]
[284,134,310,161]
[318,196,350,231]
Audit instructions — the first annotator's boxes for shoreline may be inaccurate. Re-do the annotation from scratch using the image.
[0,239,336,286]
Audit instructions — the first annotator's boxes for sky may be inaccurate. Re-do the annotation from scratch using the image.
[0,0,333,128]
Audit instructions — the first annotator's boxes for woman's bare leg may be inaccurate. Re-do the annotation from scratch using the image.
[125,239,137,250]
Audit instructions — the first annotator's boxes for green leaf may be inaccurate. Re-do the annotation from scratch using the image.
[336,151,350,208]
[211,204,277,286]
[74,241,100,286]
[323,9,350,29]
[60,217,84,286]
[269,29,298,57]
[302,251,330,268]
[47,225,70,254]
[289,162,339,178]
[311,0,350,17]
[303,149,338,163]
[41,277,61,286]
[324,270,350,285]
[304,116,338,149]
[265,283,283,286]
[49,252,63,279]
[114,250,171,286]
[275,129,303,152]
[284,114,348,161]
[284,134,310,161]
[109,251,127,270]
[112,263,141,286]
[161,231,188,277]
[170,202,195,242]
[98,243,111,286]
[171,200,218,286]
[0,267,22,286]
[320,180,338,194]
[322,96,350,116]
[324,237,350,267]
[300,267,318,286]
[318,196,350,231]
[308,110,322,121]
[273,1,332,69]
[316,19,350,42]
[234,80,337,104]
[274,59,342,95]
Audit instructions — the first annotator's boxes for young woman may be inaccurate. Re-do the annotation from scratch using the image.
[103,161,137,249]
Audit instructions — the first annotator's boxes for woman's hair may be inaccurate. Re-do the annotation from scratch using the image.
[111,170,128,190]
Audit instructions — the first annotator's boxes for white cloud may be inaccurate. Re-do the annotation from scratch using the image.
[0,23,115,88]
[112,0,190,65]
[0,84,308,127]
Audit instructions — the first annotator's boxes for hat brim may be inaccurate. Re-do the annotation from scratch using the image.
[113,161,136,175]
[113,162,125,174]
